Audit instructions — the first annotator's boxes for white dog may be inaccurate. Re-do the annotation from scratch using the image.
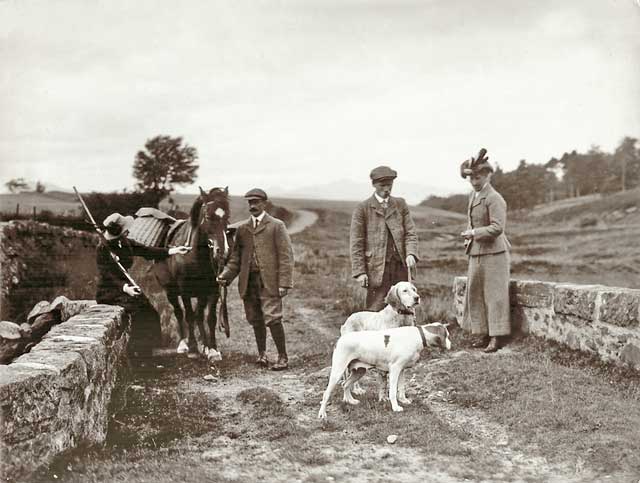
[318,322,451,420]
[341,281,420,396]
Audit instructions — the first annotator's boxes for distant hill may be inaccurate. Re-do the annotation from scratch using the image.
[267,178,453,206]
[528,188,640,225]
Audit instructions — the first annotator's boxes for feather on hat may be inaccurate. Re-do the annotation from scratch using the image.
[460,148,492,179]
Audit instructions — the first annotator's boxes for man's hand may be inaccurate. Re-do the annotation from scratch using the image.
[461,229,474,240]
[169,246,192,256]
[216,276,228,287]
[278,287,289,297]
[356,274,369,288]
[406,255,417,269]
[123,283,141,297]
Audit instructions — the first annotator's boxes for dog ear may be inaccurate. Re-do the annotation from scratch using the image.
[385,285,402,310]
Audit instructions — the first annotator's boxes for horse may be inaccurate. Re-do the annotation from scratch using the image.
[154,186,231,360]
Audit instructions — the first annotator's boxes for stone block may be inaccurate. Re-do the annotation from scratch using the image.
[598,288,640,328]
[512,280,555,308]
[0,304,129,481]
[553,284,602,319]
[620,343,640,369]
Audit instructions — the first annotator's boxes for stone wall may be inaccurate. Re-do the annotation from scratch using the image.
[0,303,129,481]
[453,277,640,369]
[0,221,98,322]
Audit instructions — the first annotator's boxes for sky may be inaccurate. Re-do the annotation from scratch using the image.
[1,0,639,198]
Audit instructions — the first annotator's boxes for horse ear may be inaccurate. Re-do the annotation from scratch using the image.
[199,186,206,197]
[385,284,401,311]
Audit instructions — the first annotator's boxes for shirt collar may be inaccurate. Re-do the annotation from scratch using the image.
[252,211,266,224]
[374,193,389,205]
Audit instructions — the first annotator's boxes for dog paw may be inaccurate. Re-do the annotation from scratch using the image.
[318,409,327,420]
[352,387,366,396]
[343,397,360,405]
[399,397,412,405]
[378,394,389,402]
[391,405,404,412]
[176,339,189,354]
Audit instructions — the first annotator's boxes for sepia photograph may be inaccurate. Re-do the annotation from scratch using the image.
[1,1,639,481]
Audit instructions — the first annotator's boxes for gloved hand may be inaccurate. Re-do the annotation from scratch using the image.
[169,246,192,256]
[356,274,369,288]
[278,287,289,297]
[406,255,417,269]
[216,276,228,287]
[123,284,142,297]
[461,229,475,239]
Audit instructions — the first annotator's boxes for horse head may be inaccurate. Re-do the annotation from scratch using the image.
[195,186,230,268]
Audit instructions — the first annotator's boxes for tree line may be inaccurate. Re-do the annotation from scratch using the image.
[422,136,640,212]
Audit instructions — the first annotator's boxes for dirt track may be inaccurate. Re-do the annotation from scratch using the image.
[33,206,640,483]
[287,209,319,235]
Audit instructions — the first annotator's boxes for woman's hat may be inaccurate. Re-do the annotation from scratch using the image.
[102,212,134,240]
[460,148,493,178]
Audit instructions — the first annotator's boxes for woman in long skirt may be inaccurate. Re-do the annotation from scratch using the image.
[460,149,511,353]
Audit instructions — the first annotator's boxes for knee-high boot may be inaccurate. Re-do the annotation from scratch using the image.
[269,321,288,371]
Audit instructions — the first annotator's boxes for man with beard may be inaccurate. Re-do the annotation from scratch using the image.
[217,188,294,371]
[350,166,419,311]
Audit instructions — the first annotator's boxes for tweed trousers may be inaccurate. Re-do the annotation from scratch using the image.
[463,251,511,337]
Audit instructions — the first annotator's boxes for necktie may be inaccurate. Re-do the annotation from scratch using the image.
[254,218,259,229]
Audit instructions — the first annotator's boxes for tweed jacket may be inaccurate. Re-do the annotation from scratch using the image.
[466,183,511,256]
[220,213,294,298]
[350,195,419,288]
[96,238,169,304]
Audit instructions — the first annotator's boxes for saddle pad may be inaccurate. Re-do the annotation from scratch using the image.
[128,217,170,248]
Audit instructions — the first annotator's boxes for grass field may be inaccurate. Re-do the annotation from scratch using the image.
[28,190,640,482]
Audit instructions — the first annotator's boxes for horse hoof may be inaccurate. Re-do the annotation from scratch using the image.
[177,339,189,354]
[207,349,222,362]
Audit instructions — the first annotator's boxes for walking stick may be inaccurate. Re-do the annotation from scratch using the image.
[73,186,140,290]
[408,265,414,284]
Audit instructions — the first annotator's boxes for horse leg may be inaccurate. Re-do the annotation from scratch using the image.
[207,291,219,351]
[182,295,198,354]
[195,295,208,355]
[167,290,187,353]
[202,292,221,361]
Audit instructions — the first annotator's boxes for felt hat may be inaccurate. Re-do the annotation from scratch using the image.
[102,212,134,240]
[460,148,493,178]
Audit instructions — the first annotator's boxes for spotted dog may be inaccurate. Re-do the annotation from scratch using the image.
[318,322,451,420]
[340,281,420,397]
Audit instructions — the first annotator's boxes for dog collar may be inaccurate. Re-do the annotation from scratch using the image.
[417,326,428,348]
[397,308,414,316]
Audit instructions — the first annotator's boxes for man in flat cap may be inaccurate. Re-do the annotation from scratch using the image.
[350,166,419,311]
[217,189,294,370]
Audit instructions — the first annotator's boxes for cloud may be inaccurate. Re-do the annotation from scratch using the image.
[0,0,638,195]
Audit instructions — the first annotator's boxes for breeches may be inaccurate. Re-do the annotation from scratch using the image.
[366,255,407,312]
[243,271,283,327]
[463,251,511,336]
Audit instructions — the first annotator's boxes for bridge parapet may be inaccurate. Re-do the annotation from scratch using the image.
[453,277,640,368]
